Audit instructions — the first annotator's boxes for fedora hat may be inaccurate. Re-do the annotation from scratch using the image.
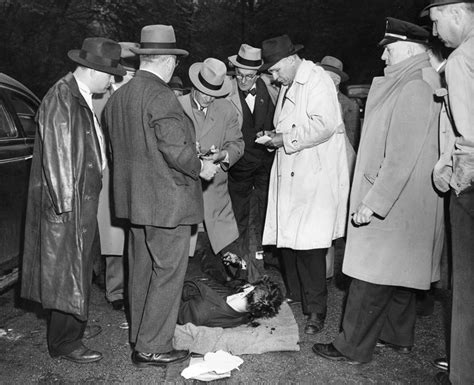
[169,76,188,92]
[378,17,430,46]
[189,58,232,97]
[68,37,126,76]
[228,44,263,70]
[130,25,189,56]
[319,56,349,82]
[420,0,474,16]
[260,35,303,71]
[119,42,140,71]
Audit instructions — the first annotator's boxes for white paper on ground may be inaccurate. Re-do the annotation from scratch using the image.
[181,350,243,381]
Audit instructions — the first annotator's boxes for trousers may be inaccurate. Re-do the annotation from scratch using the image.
[128,224,190,353]
[47,310,86,357]
[334,278,416,363]
[280,248,328,315]
[449,188,474,385]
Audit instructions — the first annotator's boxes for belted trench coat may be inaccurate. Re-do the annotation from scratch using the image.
[262,60,351,250]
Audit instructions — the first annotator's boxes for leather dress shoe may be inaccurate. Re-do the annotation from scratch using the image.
[434,372,451,385]
[433,357,449,371]
[304,313,325,335]
[83,325,102,340]
[110,299,124,311]
[376,339,412,354]
[131,349,190,368]
[312,343,362,365]
[61,343,103,363]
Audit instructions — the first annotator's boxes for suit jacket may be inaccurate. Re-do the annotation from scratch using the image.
[179,93,244,253]
[104,70,203,227]
[226,77,275,170]
[178,280,249,328]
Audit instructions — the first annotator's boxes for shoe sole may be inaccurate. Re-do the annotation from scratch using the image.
[132,354,190,368]
[433,362,449,371]
[61,355,103,364]
[376,342,412,354]
[312,346,362,365]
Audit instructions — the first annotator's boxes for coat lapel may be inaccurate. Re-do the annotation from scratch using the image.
[275,83,296,128]
[253,78,269,129]
[227,79,243,123]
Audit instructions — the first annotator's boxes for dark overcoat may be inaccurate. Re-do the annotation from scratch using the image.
[103,70,203,227]
[21,73,103,319]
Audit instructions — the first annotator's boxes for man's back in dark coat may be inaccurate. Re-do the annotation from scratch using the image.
[104,69,203,227]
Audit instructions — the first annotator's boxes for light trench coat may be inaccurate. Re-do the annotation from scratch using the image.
[262,60,351,250]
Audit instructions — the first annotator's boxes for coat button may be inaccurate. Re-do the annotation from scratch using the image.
[291,172,294,177]
[292,124,296,128]
[87,162,93,168]
[86,130,91,135]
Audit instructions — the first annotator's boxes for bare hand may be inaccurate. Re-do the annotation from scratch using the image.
[352,203,374,226]
[266,131,283,148]
[207,150,227,163]
[200,159,219,181]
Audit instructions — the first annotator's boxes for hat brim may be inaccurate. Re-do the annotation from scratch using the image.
[68,50,126,76]
[420,0,469,16]
[129,47,189,57]
[189,63,232,97]
[228,55,262,70]
[259,44,304,72]
[320,65,349,82]
[378,37,429,47]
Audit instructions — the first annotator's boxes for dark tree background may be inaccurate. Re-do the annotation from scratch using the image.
[0,0,432,97]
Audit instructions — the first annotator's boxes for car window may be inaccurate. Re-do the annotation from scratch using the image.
[0,101,18,139]
[4,89,37,137]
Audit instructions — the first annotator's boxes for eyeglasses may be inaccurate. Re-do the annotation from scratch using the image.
[235,73,257,81]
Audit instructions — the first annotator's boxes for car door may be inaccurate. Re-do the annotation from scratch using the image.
[0,85,38,285]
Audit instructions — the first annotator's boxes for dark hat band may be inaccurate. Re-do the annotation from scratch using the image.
[79,50,119,68]
[198,72,222,91]
[236,55,262,67]
[140,42,177,49]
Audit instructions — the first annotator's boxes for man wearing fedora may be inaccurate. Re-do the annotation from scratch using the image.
[104,25,216,368]
[320,56,361,151]
[423,1,474,383]
[95,42,140,312]
[226,44,277,271]
[178,58,256,280]
[313,17,444,365]
[21,37,126,363]
[259,35,352,335]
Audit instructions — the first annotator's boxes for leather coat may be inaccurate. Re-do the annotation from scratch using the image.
[21,73,102,320]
